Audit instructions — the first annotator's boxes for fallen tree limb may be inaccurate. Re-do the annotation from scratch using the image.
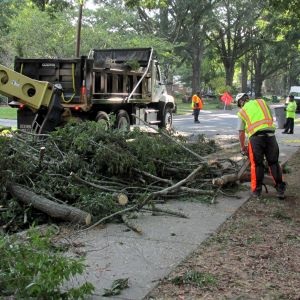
[138,164,208,208]
[133,168,213,195]
[80,205,138,232]
[70,172,118,193]
[132,114,206,162]
[142,207,188,218]
[213,172,276,188]
[8,184,92,225]
[212,158,250,186]
[212,173,239,186]
[121,214,142,234]
[239,172,275,187]
[81,165,207,232]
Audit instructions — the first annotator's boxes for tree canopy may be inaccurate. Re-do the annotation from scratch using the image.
[0,0,299,96]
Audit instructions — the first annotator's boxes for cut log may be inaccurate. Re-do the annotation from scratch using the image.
[213,171,275,188]
[8,184,92,225]
[121,214,142,234]
[113,193,128,206]
[239,172,275,186]
[212,173,239,186]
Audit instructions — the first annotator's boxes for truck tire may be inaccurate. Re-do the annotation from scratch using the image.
[115,110,130,131]
[96,111,109,129]
[158,106,173,130]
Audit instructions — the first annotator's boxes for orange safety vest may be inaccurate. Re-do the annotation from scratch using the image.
[192,94,203,110]
[237,99,275,137]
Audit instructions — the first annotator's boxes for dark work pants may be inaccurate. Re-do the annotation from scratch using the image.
[284,117,294,133]
[248,134,283,192]
[193,109,200,122]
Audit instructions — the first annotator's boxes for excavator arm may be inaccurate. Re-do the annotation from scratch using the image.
[0,63,63,133]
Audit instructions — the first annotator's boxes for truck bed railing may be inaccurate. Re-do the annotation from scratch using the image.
[90,48,154,103]
[125,48,153,103]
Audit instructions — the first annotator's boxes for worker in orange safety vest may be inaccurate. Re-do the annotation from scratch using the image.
[192,91,203,123]
[236,93,286,199]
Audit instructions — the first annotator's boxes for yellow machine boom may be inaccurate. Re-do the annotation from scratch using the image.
[0,63,63,133]
[0,63,54,110]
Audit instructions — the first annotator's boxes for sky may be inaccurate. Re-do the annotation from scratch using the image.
[85,0,97,10]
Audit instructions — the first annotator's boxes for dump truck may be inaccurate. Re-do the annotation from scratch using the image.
[2,47,175,133]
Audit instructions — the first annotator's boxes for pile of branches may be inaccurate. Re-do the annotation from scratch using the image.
[0,122,240,232]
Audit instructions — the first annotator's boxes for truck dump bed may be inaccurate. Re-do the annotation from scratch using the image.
[89,48,154,102]
[14,57,93,104]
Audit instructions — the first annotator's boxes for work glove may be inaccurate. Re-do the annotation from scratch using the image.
[241,145,248,157]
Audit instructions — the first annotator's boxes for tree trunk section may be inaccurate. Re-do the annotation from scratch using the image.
[9,184,92,225]
[254,48,264,97]
[241,56,249,92]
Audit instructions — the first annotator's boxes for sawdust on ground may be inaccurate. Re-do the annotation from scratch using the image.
[147,149,300,300]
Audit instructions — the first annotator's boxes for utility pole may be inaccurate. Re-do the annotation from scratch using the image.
[75,1,84,57]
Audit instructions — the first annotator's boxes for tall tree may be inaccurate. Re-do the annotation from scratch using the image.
[7,6,76,58]
[250,8,300,96]
[30,0,73,12]
[208,0,264,88]
[0,0,25,64]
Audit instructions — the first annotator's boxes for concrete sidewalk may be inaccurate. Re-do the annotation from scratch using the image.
[68,120,300,300]
[69,193,248,299]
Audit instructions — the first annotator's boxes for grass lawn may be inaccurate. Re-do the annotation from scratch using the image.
[0,106,17,119]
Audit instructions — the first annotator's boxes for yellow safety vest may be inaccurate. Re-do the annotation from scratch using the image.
[238,99,275,137]
[286,101,297,119]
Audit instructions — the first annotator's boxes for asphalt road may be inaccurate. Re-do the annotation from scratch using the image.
[0,108,238,137]
[0,118,16,128]
[173,108,238,138]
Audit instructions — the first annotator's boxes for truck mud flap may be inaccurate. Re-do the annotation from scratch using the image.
[33,90,64,134]
[17,109,35,132]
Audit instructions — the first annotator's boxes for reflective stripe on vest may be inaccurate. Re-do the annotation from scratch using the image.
[238,99,275,136]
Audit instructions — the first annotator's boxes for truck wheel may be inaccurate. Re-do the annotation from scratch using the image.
[158,107,173,130]
[116,110,130,131]
[96,111,109,129]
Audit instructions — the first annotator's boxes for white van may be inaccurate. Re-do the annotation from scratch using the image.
[286,86,300,112]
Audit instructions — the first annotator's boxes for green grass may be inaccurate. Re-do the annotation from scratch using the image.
[171,270,217,287]
[0,106,17,119]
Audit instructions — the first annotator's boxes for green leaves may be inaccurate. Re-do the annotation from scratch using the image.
[124,0,167,9]
[0,121,219,231]
[0,227,94,298]
[102,278,129,296]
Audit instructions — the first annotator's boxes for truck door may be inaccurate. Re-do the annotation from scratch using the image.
[151,61,166,102]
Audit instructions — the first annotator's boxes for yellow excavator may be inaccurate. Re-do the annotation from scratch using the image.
[0,63,63,133]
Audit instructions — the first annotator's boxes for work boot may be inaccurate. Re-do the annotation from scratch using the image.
[276,182,286,200]
[194,120,200,123]
[251,188,262,199]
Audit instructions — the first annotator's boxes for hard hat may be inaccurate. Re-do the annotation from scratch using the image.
[235,93,248,103]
